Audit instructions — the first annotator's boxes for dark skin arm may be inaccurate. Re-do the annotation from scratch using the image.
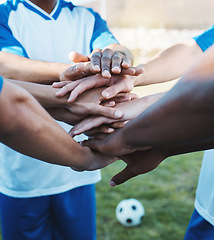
[84,45,214,156]
[110,140,214,186]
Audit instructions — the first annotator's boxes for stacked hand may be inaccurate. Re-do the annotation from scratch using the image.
[52,47,164,184]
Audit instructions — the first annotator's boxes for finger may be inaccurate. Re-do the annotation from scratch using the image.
[82,138,104,152]
[133,65,144,75]
[85,126,115,137]
[110,121,126,129]
[52,81,72,88]
[55,79,82,98]
[102,92,133,104]
[122,55,132,68]
[129,93,139,100]
[88,104,123,120]
[101,100,116,107]
[67,76,109,102]
[102,80,127,99]
[111,53,122,74]
[121,67,136,75]
[69,51,89,63]
[60,63,85,81]
[90,49,102,71]
[71,116,115,136]
[110,165,136,187]
[120,65,144,76]
[61,62,97,82]
[101,49,113,78]
[88,132,110,140]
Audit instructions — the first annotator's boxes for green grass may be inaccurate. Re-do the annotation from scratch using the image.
[96,151,203,240]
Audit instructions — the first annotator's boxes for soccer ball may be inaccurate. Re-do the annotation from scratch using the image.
[115,198,145,227]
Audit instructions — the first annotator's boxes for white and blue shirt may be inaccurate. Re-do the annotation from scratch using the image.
[0,76,3,93]
[193,25,214,226]
[0,0,118,197]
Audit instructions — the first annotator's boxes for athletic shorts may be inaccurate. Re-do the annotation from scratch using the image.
[0,184,96,240]
[184,208,214,240]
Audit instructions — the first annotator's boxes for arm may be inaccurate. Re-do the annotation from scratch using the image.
[8,79,124,122]
[56,39,201,101]
[0,52,70,84]
[84,44,214,156]
[0,80,114,171]
[70,92,164,136]
[110,139,214,186]
[134,39,203,86]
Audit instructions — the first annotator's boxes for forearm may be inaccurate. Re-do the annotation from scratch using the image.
[122,45,214,149]
[0,52,70,84]
[8,79,67,108]
[134,39,203,86]
[0,80,90,168]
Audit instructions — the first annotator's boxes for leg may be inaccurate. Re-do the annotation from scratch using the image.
[51,184,96,240]
[0,193,52,240]
[184,208,214,240]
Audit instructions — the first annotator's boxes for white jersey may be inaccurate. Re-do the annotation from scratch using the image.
[0,0,118,197]
[195,149,214,226]
[193,27,214,226]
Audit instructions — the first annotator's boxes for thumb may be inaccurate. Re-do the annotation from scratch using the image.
[110,165,136,187]
[82,139,102,152]
[69,51,89,63]
[102,81,126,99]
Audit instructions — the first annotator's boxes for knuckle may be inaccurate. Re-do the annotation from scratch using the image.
[101,56,111,62]
[92,52,102,58]
[103,48,112,54]
[112,55,122,62]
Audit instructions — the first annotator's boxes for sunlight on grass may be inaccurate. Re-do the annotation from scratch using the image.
[96,152,203,240]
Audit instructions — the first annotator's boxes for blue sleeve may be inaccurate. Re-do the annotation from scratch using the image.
[88,9,119,52]
[0,76,3,94]
[193,25,214,52]
[0,5,28,57]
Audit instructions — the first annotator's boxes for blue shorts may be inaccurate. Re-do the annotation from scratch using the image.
[184,208,214,240]
[0,184,96,240]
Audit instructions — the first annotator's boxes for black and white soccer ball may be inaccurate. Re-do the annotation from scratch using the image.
[115,198,145,227]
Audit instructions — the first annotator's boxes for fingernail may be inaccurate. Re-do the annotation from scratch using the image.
[109,181,117,187]
[112,67,120,73]
[94,65,100,71]
[106,128,114,133]
[55,90,61,96]
[103,91,110,98]
[68,93,77,102]
[114,110,123,118]
[103,70,111,78]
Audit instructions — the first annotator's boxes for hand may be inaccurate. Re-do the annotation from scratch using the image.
[71,145,117,172]
[109,148,167,186]
[63,87,125,120]
[68,48,138,78]
[54,72,143,102]
[47,108,84,125]
[82,125,152,157]
[70,93,163,136]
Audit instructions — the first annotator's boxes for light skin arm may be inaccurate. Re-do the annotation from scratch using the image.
[70,92,164,136]
[8,80,124,123]
[84,44,214,156]
[0,52,70,84]
[0,80,115,171]
[55,39,201,101]
[134,39,203,86]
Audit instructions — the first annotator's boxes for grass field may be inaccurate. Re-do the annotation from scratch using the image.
[96,151,203,240]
